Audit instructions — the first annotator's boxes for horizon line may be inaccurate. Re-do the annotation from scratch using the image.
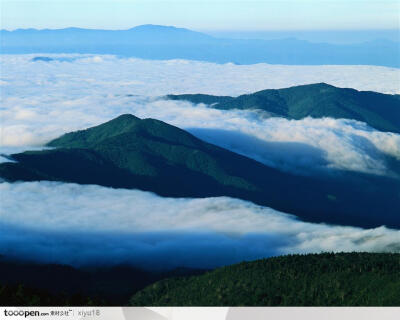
[1,24,399,33]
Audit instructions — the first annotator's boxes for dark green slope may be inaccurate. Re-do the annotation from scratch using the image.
[129,252,400,306]
[1,114,400,228]
[166,83,400,133]
[0,257,206,306]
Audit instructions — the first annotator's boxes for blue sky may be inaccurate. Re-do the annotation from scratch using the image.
[1,0,399,31]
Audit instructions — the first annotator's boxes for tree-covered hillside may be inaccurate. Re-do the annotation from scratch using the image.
[129,252,400,306]
[1,114,400,228]
[166,83,400,133]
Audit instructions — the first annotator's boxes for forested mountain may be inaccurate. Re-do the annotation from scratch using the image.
[166,83,400,133]
[129,252,400,306]
[1,114,400,228]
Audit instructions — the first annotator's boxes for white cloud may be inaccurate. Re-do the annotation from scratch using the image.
[2,54,399,96]
[1,54,399,175]
[0,181,399,269]
[185,114,400,176]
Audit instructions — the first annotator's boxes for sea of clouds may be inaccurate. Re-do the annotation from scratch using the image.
[1,181,399,269]
[1,55,400,268]
[1,54,400,176]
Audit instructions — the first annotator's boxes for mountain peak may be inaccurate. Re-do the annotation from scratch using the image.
[46,114,202,150]
[126,24,214,41]
[311,82,333,87]
[97,113,141,131]
[111,113,140,122]
[47,114,141,148]
[288,82,335,89]
[130,24,182,31]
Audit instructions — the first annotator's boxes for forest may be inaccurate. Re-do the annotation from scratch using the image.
[129,252,400,306]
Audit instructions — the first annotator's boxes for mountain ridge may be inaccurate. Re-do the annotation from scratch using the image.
[2,25,399,67]
[166,83,400,133]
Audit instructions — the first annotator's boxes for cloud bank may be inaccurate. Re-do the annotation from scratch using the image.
[2,54,399,97]
[1,181,399,269]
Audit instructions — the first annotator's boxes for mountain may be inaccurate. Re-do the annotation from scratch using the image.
[1,25,399,67]
[129,252,400,306]
[166,83,400,133]
[0,25,214,47]
[1,114,400,228]
[0,257,206,306]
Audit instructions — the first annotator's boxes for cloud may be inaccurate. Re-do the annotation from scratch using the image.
[1,181,399,269]
[2,54,399,96]
[185,115,400,176]
[1,54,399,176]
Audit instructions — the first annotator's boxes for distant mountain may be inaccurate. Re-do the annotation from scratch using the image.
[1,25,399,67]
[1,114,400,228]
[167,83,400,133]
[129,252,400,306]
[0,25,214,47]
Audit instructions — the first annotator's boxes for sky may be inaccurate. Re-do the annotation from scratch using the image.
[1,0,399,31]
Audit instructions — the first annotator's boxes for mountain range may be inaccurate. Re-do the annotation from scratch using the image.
[166,83,400,133]
[1,25,399,67]
[1,113,400,229]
